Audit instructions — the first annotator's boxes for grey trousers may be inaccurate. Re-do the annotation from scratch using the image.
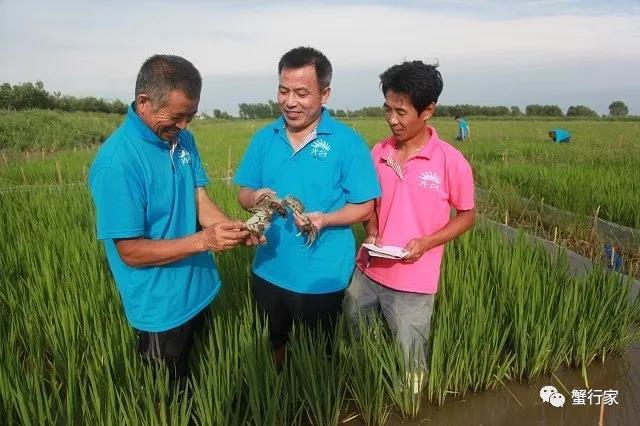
[343,268,435,370]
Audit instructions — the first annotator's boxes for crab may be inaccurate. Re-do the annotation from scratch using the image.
[244,207,273,239]
[253,193,288,218]
[281,195,318,246]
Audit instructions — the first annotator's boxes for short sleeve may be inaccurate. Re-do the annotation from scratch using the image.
[448,155,475,211]
[90,167,145,240]
[233,133,264,190]
[340,135,381,203]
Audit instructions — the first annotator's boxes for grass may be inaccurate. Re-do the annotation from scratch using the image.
[1,113,639,423]
[0,109,123,152]
[1,182,638,424]
[2,114,639,228]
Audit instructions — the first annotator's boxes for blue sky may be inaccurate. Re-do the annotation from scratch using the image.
[1,0,639,115]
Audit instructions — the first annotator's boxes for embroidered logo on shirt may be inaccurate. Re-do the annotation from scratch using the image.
[418,171,441,190]
[179,148,192,165]
[310,139,331,159]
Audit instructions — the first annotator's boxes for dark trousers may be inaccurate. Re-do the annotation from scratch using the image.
[252,273,345,350]
[134,309,208,384]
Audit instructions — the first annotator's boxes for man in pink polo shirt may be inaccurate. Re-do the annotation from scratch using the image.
[343,60,476,388]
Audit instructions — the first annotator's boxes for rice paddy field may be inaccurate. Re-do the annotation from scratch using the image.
[1,111,640,425]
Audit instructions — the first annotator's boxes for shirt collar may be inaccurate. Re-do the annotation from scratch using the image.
[124,102,180,149]
[273,107,335,136]
[380,125,441,161]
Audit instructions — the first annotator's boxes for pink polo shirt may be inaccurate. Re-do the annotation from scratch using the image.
[356,126,475,294]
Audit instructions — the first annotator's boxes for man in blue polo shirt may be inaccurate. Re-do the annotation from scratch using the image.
[89,55,252,385]
[234,46,380,366]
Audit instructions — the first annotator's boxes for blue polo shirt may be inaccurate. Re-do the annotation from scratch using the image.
[551,128,571,143]
[234,108,380,294]
[89,104,221,332]
[458,119,469,138]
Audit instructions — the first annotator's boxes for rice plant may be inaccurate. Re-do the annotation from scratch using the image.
[287,323,347,426]
[344,317,390,426]
[2,117,639,424]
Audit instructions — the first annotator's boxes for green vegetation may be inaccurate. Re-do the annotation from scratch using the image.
[0,109,123,153]
[609,101,629,117]
[2,115,638,240]
[0,81,127,113]
[1,113,639,423]
[1,185,637,424]
[346,118,640,229]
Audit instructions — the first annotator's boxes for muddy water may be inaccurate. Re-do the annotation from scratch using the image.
[349,341,640,425]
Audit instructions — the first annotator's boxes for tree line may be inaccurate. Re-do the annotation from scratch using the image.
[0,81,632,119]
[227,101,631,119]
[0,81,127,114]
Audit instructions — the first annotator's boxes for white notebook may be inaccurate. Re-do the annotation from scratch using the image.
[361,243,407,259]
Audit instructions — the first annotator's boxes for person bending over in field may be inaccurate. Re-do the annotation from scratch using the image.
[343,60,476,393]
[548,128,571,143]
[234,46,380,368]
[89,55,258,388]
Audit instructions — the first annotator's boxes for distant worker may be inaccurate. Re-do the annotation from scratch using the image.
[455,115,470,141]
[548,128,571,143]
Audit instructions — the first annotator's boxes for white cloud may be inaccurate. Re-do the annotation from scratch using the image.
[0,1,638,113]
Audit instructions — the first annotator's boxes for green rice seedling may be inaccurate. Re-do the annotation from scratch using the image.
[12,371,61,425]
[375,326,422,420]
[500,234,573,380]
[191,306,249,426]
[343,316,390,426]
[240,314,292,426]
[287,322,347,426]
[2,154,639,424]
[0,109,122,152]
[112,364,193,426]
[429,229,514,404]
[571,269,640,386]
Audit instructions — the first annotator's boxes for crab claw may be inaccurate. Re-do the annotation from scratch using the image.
[271,203,288,218]
[255,193,288,218]
[282,195,305,214]
[245,207,273,238]
[292,211,318,246]
[282,195,319,245]
[302,223,318,246]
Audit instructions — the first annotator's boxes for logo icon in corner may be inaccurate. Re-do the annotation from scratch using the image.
[311,139,331,159]
[540,385,565,408]
[418,171,441,190]
[179,148,192,165]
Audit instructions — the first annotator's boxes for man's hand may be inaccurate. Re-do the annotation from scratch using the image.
[402,236,433,263]
[296,211,327,233]
[243,233,267,247]
[199,221,250,252]
[364,234,383,247]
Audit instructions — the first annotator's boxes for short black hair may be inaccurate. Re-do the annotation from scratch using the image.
[380,60,443,114]
[454,115,461,120]
[278,47,332,90]
[135,55,202,108]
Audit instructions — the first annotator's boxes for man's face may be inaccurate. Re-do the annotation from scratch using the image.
[383,89,433,143]
[277,64,330,133]
[137,90,199,142]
